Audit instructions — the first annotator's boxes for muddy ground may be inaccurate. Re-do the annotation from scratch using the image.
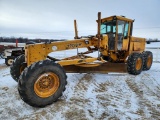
[0,62,160,120]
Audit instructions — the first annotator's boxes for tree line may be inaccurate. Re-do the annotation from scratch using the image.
[0,37,65,43]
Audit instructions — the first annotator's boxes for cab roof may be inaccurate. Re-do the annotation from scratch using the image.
[100,15,134,23]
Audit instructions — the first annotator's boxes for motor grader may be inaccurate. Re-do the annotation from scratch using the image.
[10,12,153,107]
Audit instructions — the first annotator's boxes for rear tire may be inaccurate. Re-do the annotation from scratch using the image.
[142,51,153,70]
[127,53,143,75]
[18,60,67,107]
[10,54,25,82]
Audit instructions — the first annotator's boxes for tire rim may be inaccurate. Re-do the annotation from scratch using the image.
[8,59,13,65]
[147,55,152,68]
[136,58,142,70]
[20,65,26,74]
[34,72,60,98]
[20,66,24,73]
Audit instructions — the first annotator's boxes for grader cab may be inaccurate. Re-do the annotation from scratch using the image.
[10,12,153,107]
[100,15,146,62]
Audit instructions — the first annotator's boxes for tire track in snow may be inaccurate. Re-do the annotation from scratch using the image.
[142,73,160,91]
[126,75,160,119]
[1,63,160,119]
[65,73,93,120]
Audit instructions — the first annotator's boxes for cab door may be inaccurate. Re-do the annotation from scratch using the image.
[116,20,129,51]
[117,20,125,50]
[122,22,129,50]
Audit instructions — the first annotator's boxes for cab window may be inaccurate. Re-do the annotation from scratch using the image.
[100,21,116,34]
[124,23,129,38]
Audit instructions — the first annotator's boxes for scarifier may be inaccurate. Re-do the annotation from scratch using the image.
[10,12,153,107]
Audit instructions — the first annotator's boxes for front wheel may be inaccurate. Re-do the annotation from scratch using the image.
[18,60,67,107]
[10,54,25,82]
[127,53,143,75]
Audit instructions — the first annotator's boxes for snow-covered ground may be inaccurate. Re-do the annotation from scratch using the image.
[146,42,160,48]
[0,42,160,120]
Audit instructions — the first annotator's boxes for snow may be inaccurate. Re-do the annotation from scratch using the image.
[0,42,25,47]
[146,42,160,62]
[146,42,160,48]
[0,43,160,120]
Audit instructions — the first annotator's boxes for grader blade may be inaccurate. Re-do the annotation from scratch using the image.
[63,62,127,73]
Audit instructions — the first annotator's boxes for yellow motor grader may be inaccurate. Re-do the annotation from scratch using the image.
[10,12,153,107]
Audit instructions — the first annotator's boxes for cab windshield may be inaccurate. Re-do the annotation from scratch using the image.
[100,20,116,34]
[100,20,129,38]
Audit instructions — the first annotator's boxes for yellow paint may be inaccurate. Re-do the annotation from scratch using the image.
[110,52,118,61]
[57,58,98,66]
[136,58,143,70]
[100,16,134,23]
[34,72,60,98]
[25,13,147,67]
[129,37,146,53]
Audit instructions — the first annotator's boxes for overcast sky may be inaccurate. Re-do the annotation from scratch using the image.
[0,0,160,39]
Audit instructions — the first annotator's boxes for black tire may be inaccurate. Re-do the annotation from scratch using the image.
[18,60,67,107]
[142,51,153,70]
[10,54,25,82]
[127,53,143,75]
[5,58,14,66]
